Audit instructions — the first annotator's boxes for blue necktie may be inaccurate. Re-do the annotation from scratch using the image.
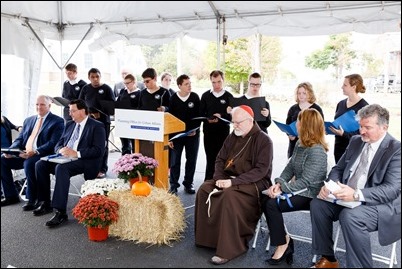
[67,124,80,148]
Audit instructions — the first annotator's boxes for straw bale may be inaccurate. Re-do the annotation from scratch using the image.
[108,187,186,245]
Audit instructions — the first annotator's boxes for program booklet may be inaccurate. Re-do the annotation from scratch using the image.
[40,154,78,164]
[318,180,361,208]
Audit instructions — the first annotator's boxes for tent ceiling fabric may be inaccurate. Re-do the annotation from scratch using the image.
[1,1,401,50]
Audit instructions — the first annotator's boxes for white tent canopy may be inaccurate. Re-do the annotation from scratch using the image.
[2,1,401,53]
[1,1,401,119]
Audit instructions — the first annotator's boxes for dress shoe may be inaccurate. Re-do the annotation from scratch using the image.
[97,172,106,179]
[184,186,196,194]
[1,196,20,207]
[168,188,178,195]
[33,202,53,216]
[266,237,294,265]
[22,202,39,211]
[210,255,229,265]
[311,257,339,268]
[46,211,68,227]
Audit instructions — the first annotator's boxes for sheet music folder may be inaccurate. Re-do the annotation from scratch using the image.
[169,127,200,141]
[325,110,359,135]
[50,97,70,107]
[273,120,297,136]
[230,97,266,121]
[1,148,24,156]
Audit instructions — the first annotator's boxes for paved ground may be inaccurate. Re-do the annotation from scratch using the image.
[1,127,400,268]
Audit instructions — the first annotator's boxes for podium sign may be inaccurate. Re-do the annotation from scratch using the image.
[114,109,164,142]
[114,110,185,190]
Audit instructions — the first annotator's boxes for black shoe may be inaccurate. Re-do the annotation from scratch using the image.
[33,202,53,216]
[266,238,294,265]
[168,188,178,195]
[46,211,68,227]
[184,186,196,194]
[1,196,20,207]
[22,202,39,211]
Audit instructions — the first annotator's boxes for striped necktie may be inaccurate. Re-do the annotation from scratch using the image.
[66,124,80,149]
[348,143,371,189]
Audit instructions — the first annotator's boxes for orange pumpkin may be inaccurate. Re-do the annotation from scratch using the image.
[131,171,152,197]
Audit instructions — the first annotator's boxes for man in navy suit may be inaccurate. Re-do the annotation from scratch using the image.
[1,95,64,208]
[34,99,106,227]
[310,104,400,268]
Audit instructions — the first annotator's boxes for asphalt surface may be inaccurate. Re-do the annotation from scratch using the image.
[2,130,400,268]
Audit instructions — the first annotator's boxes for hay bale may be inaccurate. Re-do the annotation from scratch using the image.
[108,187,186,246]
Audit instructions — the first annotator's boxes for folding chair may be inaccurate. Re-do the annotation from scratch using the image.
[50,174,83,197]
[252,214,270,251]
[333,224,398,268]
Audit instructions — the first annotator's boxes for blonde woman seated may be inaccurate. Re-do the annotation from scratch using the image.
[261,108,328,265]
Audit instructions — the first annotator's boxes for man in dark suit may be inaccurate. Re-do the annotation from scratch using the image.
[33,99,106,227]
[1,95,64,208]
[310,104,400,268]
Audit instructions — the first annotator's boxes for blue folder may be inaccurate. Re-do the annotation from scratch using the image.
[325,110,359,135]
[273,120,297,136]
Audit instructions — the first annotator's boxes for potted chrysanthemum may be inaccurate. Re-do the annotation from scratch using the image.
[72,194,119,241]
[112,153,158,187]
[80,178,130,197]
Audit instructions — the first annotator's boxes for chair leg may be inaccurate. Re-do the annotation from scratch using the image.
[335,223,399,267]
[19,179,28,201]
[388,242,397,268]
[252,218,261,249]
[333,224,341,252]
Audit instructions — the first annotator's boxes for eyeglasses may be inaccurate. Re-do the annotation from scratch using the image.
[143,79,152,84]
[249,83,262,88]
[124,81,133,85]
[231,118,250,125]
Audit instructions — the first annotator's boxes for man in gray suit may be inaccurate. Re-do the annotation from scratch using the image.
[310,104,400,268]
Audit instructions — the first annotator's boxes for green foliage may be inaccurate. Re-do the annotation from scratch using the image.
[141,42,177,77]
[140,35,282,89]
[305,33,356,79]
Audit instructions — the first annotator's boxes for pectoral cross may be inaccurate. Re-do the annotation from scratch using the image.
[225,159,234,169]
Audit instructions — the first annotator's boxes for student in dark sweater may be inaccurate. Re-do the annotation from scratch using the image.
[62,63,87,121]
[168,74,201,195]
[78,68,115,178]
[200,70,233,181]
[329,74,369,163]
[116,74,141,155]
[138,68,170,112]
[286,82,324,158]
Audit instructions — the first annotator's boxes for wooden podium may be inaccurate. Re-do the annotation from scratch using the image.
[134,113,185,189]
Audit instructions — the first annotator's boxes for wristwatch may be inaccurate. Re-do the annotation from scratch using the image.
[353,190,360,201]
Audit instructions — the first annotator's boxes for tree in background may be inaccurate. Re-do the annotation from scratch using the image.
[305,33,356,80]
[140,35,282,92]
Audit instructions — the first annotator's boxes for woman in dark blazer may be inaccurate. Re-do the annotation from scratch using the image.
[1,114,22,148]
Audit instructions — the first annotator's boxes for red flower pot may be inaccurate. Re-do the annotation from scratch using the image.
[87,226,109,242]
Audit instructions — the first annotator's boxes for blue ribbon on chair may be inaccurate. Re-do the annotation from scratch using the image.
[276,192,295,208]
